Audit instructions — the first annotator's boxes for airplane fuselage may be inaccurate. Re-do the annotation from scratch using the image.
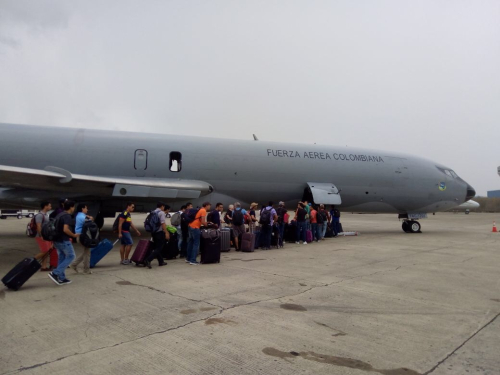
[0,123,475,217]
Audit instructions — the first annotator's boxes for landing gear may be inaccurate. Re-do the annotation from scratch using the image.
[402,220,421,233]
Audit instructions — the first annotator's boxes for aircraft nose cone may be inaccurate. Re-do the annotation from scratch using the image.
[465,184,476,201]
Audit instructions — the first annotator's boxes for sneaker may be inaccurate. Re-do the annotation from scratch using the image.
[185,259,190,263]
[70,264,79,273]
[144,260,152,269]
[48,272,62,285]
[83,270,93,275]
[120,260,127,265]
[60,278,72,285]
[295,241,300,244]
[303,242,307,245]
[189,262,200,265]
[123,259,130,265]
[159,263,167,267]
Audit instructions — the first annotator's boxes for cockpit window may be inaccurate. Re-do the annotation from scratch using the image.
[436,167,459,179]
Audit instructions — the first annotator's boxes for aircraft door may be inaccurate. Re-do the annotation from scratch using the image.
[306,182,342,205]
[134,149,148,177]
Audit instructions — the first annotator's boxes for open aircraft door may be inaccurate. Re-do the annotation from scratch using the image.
[306,182,342,205]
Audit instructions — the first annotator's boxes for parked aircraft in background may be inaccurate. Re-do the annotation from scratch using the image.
[448,199,480,214]
[0,123,475,233]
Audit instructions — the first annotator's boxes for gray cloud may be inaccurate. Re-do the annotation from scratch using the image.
[0,0,499,194]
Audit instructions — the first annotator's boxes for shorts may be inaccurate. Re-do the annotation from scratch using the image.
[121,231,133,245]
[232,224,246,238]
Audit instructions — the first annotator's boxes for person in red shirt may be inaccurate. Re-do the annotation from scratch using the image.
[186,202,211,265]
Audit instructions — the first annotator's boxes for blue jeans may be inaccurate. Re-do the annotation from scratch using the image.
[296,221,307,242]
[278,223,285,246]
[321,222,327,238]
[311,223,318,241]
[332,218,340,235]
[177,227,183,249]
[53,241,75,281]
[187,227,201,263]
[315,223,323,241]
[260,224,272,249]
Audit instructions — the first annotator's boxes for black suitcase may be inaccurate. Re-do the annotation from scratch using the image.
[200,229,221,264]
[162,233,179,259]
[325,223,334,238]
[284,222,297,242]
[2,257,41,291]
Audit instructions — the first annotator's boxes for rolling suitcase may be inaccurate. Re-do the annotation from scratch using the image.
[2,257,42,291]
[162,233,179,259]
[131,240,153,266]
[200,229,221,264]
[325,223,334,238]
[90,239,118,268]
[271,225,280,248]
[306,230,313,243]
[284,222,296,242]
[220,228,231,252]
[241,232,255,252]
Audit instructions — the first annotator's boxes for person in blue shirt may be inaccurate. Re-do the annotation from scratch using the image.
[70,203,94,274]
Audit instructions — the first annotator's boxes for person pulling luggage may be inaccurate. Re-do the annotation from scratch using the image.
[186,202,211,265]
[294,202,308,245]
[70,203,95,274]
[144,202,170,269]
[276,201,287,246]
[48,200,78,285]
[116,202,141,264]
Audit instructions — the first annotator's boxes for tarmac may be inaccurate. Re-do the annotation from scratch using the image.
[0,212,499,375]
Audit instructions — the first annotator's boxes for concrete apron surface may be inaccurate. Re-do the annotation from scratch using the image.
[0,213,499,375]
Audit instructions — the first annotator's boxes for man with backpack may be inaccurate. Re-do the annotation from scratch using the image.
[48,200,78,285]
[259,201,278,250]
[231,202,247,251]
[276,202,287,246]
[144,202,170,269]
[186,202,211,265]
[294,202,308,245]
[318,204,329,240]
[171,205,186,253]
[179,202,193,258]
[208,202,223,229]
[32,201,52,271]
[70,203,95,274]
[331,205,341,236]
[116,202,141,264]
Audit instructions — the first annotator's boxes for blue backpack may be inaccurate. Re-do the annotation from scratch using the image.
[144,210,161,233]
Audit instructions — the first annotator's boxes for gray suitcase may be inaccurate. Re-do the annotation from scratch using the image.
[220,228,231,252]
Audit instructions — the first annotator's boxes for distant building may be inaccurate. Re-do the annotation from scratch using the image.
[487,190,500,198]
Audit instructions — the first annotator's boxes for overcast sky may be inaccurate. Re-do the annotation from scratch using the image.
[0,0,498,195]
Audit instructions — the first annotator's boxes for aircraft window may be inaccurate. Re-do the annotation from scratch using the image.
[169,152,182,172]
[444,170,452,177]
[450,170,458,178]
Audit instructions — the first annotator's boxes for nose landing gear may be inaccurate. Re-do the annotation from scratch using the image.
[402,220,421,233]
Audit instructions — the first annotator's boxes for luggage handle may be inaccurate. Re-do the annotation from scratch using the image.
[113,239,120,246]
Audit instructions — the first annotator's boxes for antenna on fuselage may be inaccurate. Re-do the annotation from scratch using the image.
[253,134,259,141]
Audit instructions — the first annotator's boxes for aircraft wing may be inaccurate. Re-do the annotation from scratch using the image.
[0,165,213,199]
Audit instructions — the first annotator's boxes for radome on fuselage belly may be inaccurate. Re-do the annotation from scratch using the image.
[0,123,475,232]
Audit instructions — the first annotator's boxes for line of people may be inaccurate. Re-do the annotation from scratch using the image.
[31,198,342,285]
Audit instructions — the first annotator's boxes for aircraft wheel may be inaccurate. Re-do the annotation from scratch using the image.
[409,220,421,233]
[402,221,410,233]
[95,214,104,230]
[17,215,23,219]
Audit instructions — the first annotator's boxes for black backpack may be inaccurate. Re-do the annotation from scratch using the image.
[79,220,100,248]
[112,215,121,232]
[41,212,67,242]
[333,209,341,218]
[316,211,324,224]
[185,208,200,224]
[232,209,244,226]
[259,208,272,225]
[144,210,161,233]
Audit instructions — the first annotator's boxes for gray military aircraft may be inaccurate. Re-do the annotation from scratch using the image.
[0,123,475,233]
